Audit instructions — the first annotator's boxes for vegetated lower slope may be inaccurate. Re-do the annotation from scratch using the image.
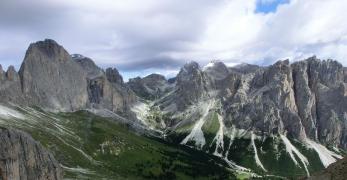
[127,58,347,178]
[0,104,235,180]
[135,98,345,178]
[304,156,347,180]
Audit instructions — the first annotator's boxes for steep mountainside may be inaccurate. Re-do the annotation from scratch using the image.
[0,104,235,179]
[19,39,89,111]
[127,74,174,100]
[305,156,347,180]
[130,58,347,177]
[0,127,63,180]
[73,54,137,116]
[0,39,137,115]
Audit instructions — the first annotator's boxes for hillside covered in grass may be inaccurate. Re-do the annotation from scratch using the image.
[0,105,235,179]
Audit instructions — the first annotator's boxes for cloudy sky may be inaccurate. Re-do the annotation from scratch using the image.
[1,0,347,80]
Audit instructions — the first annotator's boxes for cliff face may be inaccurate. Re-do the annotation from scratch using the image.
[127,73,173,100]
[73,55,137,115]
[0,65,25,105]
[18,39,89,111]
[306,157,347,180]
[0,127,63,180]
[153,57,347,148]
[0,40,136,115]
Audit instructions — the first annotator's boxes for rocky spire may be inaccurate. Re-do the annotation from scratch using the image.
[106,68,124,84]
[18,39,88,111]
[203,61,229,80]
[0,64,4,81]
[5,66,19,81]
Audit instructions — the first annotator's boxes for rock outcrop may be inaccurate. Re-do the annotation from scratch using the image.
[73,55,137,115]
[2,39,347,150]
[305,157,347,180]
[19,39,89,111]
[0,40,136,116]
[158,61,210,111]
[0,66,25,105]
[0,127,63,180]
[154,57,347,149]
[127,74,173,100]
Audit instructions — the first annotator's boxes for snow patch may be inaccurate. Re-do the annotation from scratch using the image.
[61,164,95,175]
[280,135,310,176]
[211,113,224,156]
[0,104,25,119]
[304,138,343,168]
[224,157,251,172]
[251,132,267,172]
[203,62,215,71]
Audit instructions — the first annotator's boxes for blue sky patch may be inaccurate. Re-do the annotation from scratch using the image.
[255,0,290,14]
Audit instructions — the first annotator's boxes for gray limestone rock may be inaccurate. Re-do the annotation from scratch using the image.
[0,66,25,105]
[18,39,89,111]
[127,74,173,100]
[157,57,347,149]
[73,55,137,115]
[0,127,63,180]
[106,68,124,84]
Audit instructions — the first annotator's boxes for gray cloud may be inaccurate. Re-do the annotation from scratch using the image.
[1,0,347,79]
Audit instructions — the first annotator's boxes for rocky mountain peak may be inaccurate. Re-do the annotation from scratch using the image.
[73,54,103,78]
[26,39,69,60]
[182,61,200,72]
[127,73,172,100]
[144,73,166,82]
[0,64,5,80]
[229,63,262,74]
[177,61,203,82]
[5,65,19,81]
[106,67,124,84]
[18,39,88,111]
[203,61,229,80]
[274,59,290,66]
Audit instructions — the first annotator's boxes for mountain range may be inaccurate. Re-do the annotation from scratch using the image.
[1,39,347,179]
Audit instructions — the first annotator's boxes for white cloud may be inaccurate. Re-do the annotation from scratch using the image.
[1,0,347,78]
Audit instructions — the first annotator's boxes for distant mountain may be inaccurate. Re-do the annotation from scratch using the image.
[127,74,174,100]
[1,39,347,179]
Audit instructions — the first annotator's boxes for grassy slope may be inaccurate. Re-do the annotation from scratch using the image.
[0,107,235,180]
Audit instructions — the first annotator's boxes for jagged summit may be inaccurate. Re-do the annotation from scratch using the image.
[73,54,104,78]
[203,61,229,80]
[106,67,124,84]
[202,60,224,70]
[127,73,172,100]
[230,62,262,74]
[26,39,69,59]
[18,39,88,111]
[0,39,136,114]
[181,61,200,72]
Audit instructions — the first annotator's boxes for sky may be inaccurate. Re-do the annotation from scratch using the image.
[1,0,347,81]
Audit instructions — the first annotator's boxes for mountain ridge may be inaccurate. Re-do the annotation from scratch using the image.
[1,39,347,178]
